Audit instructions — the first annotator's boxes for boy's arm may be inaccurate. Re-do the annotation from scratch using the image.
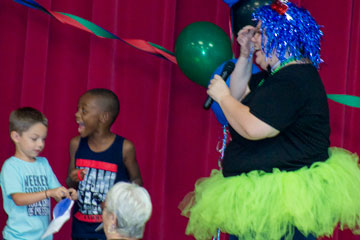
[66,136,81,188]
[123,139,143,186]
[11,186,71,206]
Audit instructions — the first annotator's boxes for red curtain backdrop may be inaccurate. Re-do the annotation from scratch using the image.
[0,0,359,239]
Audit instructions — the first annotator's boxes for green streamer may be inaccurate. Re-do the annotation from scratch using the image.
[148,42,175,56]
[327,94,360,108]
[59,12,118,39]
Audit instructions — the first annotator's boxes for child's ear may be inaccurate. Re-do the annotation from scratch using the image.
[100,112,111,124]
[10,131,20,143]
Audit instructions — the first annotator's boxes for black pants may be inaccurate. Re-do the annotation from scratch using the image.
[228,228,316,240]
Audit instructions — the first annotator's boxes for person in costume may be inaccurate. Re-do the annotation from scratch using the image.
[0,107,77,240]
[102,182,152,240]
[180,0,360,239]
[66,88,143,240]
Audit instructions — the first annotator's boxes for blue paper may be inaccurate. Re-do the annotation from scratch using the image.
[53,198,71,218]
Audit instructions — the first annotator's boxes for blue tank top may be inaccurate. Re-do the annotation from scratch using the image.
[71,135,130,239]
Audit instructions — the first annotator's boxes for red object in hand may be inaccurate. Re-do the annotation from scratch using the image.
[77,169,85,181]
[271,0,289,15]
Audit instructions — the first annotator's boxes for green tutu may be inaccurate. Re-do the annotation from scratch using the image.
[179,148,360,240]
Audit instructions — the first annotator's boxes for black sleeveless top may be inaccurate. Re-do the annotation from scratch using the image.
[71,135,129,239]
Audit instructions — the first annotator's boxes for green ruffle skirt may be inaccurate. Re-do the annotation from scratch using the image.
[180,148,360,240]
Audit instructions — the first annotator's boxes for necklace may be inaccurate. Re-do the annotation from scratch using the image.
[270,60,281,72]
[272,57,297,73]
[257,57,297,87]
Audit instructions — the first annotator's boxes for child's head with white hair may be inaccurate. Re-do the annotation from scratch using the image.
[103,182,152,239]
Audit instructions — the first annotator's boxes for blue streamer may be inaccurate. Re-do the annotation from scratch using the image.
[13,0,50,14]
[212,125,230,240]
[217,126,229,170]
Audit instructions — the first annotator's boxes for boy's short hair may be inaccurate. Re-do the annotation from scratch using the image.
[85,88,120,125]
[9,107,48,135]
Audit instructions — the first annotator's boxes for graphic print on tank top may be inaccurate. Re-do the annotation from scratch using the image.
[75,159,117,222]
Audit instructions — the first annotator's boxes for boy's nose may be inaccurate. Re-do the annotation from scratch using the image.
[37,139,45,148]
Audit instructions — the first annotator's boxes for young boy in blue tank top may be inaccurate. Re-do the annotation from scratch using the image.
[66,88,143,240]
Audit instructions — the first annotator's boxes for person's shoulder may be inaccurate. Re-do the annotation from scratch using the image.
[274,64,318,85]
[288,64,323,87]
[282,63,318,77]
[1,156,16,169]
[70,135,81,145]
[2,156,15,163]
[34,156,51,166]
[123,138,135,153]
[1,157,24,178]
[2,156,28,166]
[114,134,131,145]
[70,135,81,149]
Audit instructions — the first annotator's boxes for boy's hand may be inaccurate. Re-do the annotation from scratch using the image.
[48,186,70,202]
[100,201,105,211]
[69,169,87,182]
[68,188,78,200]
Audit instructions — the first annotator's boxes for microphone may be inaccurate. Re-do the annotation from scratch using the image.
[203,61,235,110]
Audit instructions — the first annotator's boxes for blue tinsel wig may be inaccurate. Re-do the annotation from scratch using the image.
[252,0,323,68]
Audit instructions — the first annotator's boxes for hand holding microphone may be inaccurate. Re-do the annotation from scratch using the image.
[203,61,235,109]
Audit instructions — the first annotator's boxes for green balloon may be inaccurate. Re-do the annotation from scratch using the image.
[175,21,233,87]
